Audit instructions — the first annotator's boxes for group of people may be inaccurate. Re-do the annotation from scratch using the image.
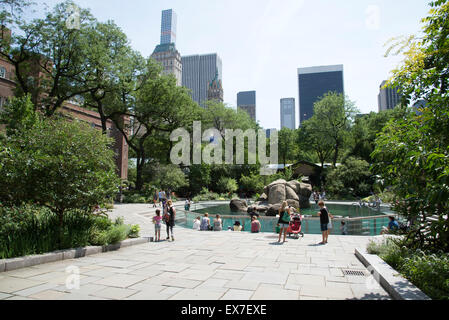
[151,197,400,244]
[312,190,327,204]
[152,199,176,242]
[152,190,173,208]
[191,214,262,233]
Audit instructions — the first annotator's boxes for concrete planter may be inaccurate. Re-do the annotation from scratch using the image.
[0,237,150,274]
[355,248,431,300]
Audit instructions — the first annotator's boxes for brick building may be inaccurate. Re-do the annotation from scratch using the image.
[0,29,128,180]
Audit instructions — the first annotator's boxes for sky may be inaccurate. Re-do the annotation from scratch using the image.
[31,0,431,130]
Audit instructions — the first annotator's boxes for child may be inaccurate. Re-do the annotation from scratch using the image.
[233,221,242,232]
[317,200,330,245]
[341,220,348,235]
[213,215,223,231]
[193,216,201,230]
[152,209,162,242]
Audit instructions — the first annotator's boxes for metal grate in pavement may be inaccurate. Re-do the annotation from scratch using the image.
[343,269,367,277]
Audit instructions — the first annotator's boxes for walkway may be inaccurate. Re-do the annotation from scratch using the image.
[0,204,391,300]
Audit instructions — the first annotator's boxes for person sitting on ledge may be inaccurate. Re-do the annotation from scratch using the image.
[251,216,261,233]
[233,221,243,232]
[381,216,399,235]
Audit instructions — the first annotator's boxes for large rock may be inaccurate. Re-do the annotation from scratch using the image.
[230,199,248,212]
[268,179,287,188]
[285,185,299,201]
[268,184,286,205]
[266,204,282,216]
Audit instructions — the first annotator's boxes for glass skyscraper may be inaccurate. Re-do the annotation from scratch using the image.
[182,54,222,106]
[160,9,177,45]
[237,91,256,121]
[297,65,344,126]
[280,98,296,130]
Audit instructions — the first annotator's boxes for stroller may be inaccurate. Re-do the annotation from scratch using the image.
[287,213,304,239]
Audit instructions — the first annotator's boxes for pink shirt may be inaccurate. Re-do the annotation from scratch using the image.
[153,216,162,226]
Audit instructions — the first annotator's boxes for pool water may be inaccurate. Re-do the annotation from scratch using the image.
[175,202,391,236]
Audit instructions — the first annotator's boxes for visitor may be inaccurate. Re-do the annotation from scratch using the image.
[381,216,399,235]
[165,199,176,241]
[200,213,211,231]
[193,216,201,231]
[152,209,162,242]
[153,191,158,208]
[158,190,163,207]
[233,221,243,232]
[340,220,348,235]
[320,190,326,201]
[185,198,191,211]
[251,216,261,233]
[213,214,223,231]
[277,201,291,243]
[327,210,335,236]
[317,200,330,245]
[313,191,320,205]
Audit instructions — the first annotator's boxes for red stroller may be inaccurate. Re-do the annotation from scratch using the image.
[287,214,304,239]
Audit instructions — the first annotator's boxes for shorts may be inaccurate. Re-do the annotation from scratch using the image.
[279,223,289,228]
[320,224,329,232]
[155,224,161,231]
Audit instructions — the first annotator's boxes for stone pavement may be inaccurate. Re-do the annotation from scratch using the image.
[0,204,391,300]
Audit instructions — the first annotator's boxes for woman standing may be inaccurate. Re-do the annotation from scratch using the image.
[277,201,291,243]
[165,199,176,242]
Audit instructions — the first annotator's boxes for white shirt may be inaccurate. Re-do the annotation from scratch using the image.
[193,219,201,230]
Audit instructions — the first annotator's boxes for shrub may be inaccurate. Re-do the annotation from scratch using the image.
[128,225,140,239]
[367,239,449,300]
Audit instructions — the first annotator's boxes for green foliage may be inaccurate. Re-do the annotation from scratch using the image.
[239,174,264,196]
[150,164,188,192]
[0,205,137,259]
[325,157,374,198]
[128,225,140,239]
[216,177,238,194]
[372,0,449,252]
[367,238,449,300]
[0,95,40,135]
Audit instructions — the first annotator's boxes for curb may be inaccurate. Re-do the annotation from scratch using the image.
[355,248,431,300]
[0,238,150,273]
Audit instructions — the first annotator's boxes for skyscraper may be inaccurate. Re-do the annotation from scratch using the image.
[280,98,296,130]
[298,65,344,126]
[182,54,222,106]
[378,80,402,112]
[151,9,182,86]
[237,91,256,122]
[160,9,177,45]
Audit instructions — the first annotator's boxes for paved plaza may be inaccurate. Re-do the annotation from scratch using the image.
[0,204,391,300]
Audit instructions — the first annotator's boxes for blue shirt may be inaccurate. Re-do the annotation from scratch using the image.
[388,220,399,230]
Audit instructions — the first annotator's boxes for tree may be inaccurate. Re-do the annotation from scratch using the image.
[278,128,297,167]
[0,117,120,248]
[372,0,449,252]
[308,92,358,167]
[300,117,334,168]
[151,164,188,193]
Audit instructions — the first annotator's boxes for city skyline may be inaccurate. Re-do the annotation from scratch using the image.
[29,0,429,129]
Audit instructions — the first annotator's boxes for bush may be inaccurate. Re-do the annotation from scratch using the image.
[0,205,138,258]
[128,225,140,239]
[367,239,449,300]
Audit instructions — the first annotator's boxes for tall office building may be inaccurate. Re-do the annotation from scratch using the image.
[298,65,344,126]
[237,91,256,121]
[160,9,177,45]
[151,9,182,86]
[182,54,222,106]
[378,80,402,112]
[280,98,296,130]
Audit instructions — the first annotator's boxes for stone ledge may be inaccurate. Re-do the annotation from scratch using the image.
[0,237,150,273]
[355,248,431,300]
